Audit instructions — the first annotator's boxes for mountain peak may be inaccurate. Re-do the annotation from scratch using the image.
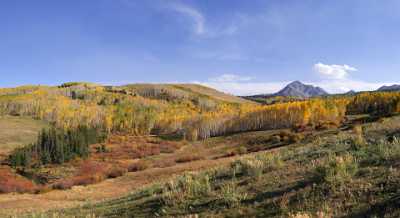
[288,80,303,86]
[378,84,400,92]
[275,81,328,98]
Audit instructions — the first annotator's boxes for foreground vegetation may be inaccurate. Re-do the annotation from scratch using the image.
[1,82,400,217]
[15,115,396,218]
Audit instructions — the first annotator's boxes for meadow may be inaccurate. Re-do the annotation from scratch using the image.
[0,83,399,217]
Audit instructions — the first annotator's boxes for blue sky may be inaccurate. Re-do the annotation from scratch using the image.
[1,0,400,95]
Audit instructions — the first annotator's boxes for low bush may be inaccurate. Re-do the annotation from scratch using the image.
[175,154,203,163]
[350,125,365,149]
[313,153,358,192]
[53,161,112,190]
[159,142,182,153]
[230,152,284,179]
[231,158,264,179]
[0,168,37,193]
[134,145,161,158]
[162,172,212,207]
[107,167,127,178]
[217,181,247,208]
[353,138,400,166]
[127,161,150,172]
[154,159,176,168]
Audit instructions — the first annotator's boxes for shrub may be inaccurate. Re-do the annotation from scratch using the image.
[354,138,400,165]
[217,181,247,208]
[162,172,212,207]
[350,125,365,149]
[237,146,248,155]
[127,161,149,172]
[231,158,264,179]
[0,168,37,193]
[175,154,203,163]
[230,153,284,179]
[256,152,284,171]
[52,180,74,190]
[154,159,176,168]
[313,154,358,191]
[107,167,127,178]
[53,161,109,190]
[159,142,182,153]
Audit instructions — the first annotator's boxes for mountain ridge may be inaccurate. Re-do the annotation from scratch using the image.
[377,84,400,92]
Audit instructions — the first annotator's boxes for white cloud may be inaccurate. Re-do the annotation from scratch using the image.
[313,62,357,79]
[169,3,205,35]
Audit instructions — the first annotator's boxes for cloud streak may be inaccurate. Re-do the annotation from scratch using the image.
[314,62,358,79]
[169,2,205,35]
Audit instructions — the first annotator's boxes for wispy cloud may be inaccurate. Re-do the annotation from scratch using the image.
[169,2,205,35]
[314,62,357,79]
[166,2,240,38]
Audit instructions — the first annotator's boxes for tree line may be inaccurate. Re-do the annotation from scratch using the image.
[9,126,106,167]
[1,85,400,143]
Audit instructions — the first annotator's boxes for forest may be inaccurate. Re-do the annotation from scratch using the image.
[1,83,399,143]
[1,83,399,168]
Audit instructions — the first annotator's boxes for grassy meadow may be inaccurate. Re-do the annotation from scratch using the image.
[0,84,400,217]
[0,116,48,156]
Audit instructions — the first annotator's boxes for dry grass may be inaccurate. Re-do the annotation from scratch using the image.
[175,154,204,163]
[0,152,237,216]
[0,116,48,156]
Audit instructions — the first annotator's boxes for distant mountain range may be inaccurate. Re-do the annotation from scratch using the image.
[377,84,400,92]
[247,81,329,99]
[244,81,400,101]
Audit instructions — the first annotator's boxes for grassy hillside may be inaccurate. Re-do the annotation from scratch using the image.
[1,83,400,217]
[0,116,48,156]
[122,83,254,104]
[35,115,400,218]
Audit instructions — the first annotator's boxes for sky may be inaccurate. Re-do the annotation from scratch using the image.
[1,0,400,95]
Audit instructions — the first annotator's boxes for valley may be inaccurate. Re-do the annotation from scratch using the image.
[0,82,399,217]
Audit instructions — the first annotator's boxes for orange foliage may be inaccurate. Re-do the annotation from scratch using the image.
[0,167,36,193]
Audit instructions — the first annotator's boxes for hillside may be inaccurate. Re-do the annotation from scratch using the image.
[121,83,254,104]
[0,116,48,157]
[17,115,400,218]
[1,83,400,217]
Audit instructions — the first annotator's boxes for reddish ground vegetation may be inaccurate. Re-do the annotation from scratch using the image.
[127,161,149,172]
[153,158,176,168]
[53,161,127,190]
[0,167,37,193]
[91,136,182,161]
[175,154,203,163]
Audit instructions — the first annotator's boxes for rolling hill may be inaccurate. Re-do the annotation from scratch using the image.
[122,83,255,104]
